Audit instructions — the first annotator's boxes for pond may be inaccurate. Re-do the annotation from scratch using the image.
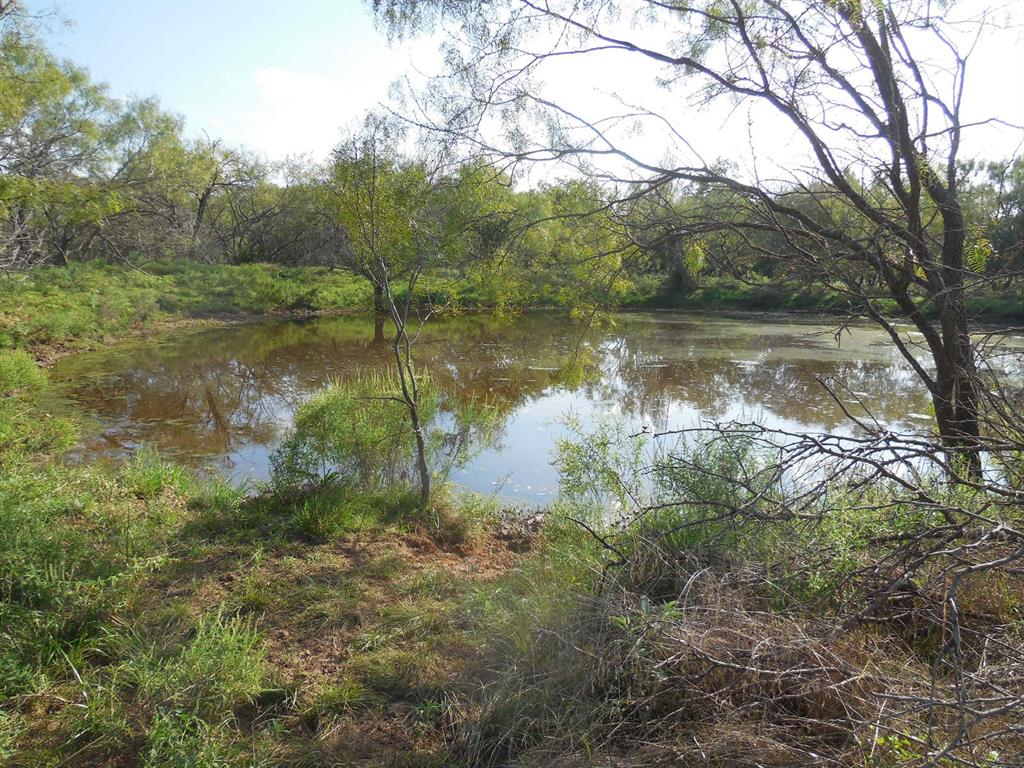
[50,311,939,504]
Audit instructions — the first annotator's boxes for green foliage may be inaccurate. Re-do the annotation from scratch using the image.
[271,371,441,491]
[453,511,606,765]
[127,612,266,717]
[143,711,241,768]
[306,679,378,718]
[0,356,75,459]
[59,612,269,768]
[0,348,44,395]
[0,260,371,349]
[271,372,498,506]
[288,485,360,542]
[120,447,195,499]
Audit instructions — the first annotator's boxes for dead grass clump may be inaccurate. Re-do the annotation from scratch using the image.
[454,557,1024,768]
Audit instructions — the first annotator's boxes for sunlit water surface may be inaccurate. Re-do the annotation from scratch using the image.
[51,311,993,504]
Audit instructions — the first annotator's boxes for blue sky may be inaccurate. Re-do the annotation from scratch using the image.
[23,0,1024,173]
[27,0,426,160]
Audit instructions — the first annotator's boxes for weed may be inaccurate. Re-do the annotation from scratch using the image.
[143,711,242,768]
[291,491,354,542]
[0,349,45,395]
[128,611,267,716]
[306,679,378,719]
[121,446,195,499]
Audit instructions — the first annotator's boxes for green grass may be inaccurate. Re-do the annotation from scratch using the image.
[0,352,523,765]
[305,678,379,719]
[0,260,373,351]
[0,349,45,393]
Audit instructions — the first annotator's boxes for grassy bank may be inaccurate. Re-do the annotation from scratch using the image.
[4,262,1022,361]
[0,347,540,766]
[0,261,374,354]
[0,260,523,358]
[630,275,1024,321]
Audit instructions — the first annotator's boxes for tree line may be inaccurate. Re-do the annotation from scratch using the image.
[3,4,1021,301]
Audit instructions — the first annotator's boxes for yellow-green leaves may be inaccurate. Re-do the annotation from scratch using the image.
[964,234,992,274]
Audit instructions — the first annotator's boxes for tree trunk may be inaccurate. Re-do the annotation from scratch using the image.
[388,296,432,507]
[373,284,387,344]
[411,414,432,506]
[932,192,983,479]
[399,371,431,506]
[932,313,983,479]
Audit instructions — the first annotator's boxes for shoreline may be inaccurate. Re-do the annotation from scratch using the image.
[32,300,1024,367]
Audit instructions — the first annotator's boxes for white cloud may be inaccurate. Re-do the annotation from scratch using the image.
[240,66,379,160]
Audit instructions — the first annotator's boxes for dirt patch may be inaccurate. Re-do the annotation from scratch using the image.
[136,524,526,763]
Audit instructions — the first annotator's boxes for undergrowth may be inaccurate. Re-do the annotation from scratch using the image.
[438,422,1024,767]
[5,341,1021,766]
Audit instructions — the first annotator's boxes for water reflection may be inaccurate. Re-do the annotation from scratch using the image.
[51,312,940,502]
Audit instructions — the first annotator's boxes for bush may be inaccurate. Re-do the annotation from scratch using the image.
[477,421,1024,767]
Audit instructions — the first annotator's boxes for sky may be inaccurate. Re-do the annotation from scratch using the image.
[23,0,1024,176]
[26,0,436,162]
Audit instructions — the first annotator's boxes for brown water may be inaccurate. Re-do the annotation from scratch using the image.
[50,311,939,503]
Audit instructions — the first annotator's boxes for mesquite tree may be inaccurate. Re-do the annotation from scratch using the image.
[375,0,1021,475]
[324,114,514,504]
[325,115,436,503]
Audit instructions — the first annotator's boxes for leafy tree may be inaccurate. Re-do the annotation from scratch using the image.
[322,115,519,503]
[0,10,119,267]
[323,115,443,503]
[967,158,1024,282]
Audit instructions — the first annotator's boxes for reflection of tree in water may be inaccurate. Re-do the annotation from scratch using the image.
[52,312,935,472]
[575,315,930,432]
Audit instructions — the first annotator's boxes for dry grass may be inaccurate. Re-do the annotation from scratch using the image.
[450,542,1024,768]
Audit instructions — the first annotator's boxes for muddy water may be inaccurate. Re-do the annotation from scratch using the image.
[50,312,938,503]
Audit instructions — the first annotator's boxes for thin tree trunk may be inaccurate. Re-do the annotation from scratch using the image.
[410,410,431,506]
[387,295,431,506]
[373,284,387,344]
[394,341,431,505]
